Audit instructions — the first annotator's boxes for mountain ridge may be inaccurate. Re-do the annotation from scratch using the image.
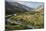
[5,2,34,15]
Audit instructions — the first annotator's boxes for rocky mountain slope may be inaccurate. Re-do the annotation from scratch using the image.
[5,2,34,15]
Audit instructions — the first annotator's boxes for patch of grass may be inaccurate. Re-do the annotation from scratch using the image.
[10,11,44,28]
[6,10,44,29]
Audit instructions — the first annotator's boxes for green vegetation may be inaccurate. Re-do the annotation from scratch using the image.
[5,10,44,30]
